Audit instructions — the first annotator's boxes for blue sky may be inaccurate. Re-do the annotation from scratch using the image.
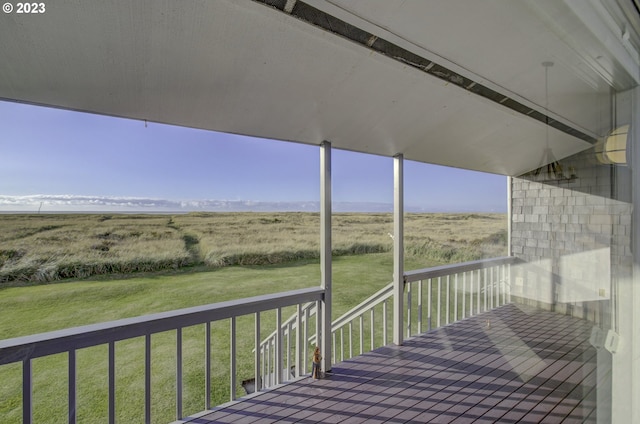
[0,100,506,212]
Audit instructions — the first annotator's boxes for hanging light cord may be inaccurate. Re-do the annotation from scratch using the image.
[545,64,550,149]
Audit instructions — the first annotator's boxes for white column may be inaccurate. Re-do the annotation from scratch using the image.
[608,86,640,424]
[624,86,640,424]
[507,176,512,257]
[275,308,282,384]
[393,154,404,346]
[320,141,332,372]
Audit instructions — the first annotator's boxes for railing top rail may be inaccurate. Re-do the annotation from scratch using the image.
[404,256,517,283]
[0,287,324,366]
[331,282,393,330]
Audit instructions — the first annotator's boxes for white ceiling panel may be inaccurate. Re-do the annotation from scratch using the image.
[323,0,625,136]
[1,0,636,176]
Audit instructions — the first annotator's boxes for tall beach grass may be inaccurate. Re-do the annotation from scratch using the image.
[0,212,506,284]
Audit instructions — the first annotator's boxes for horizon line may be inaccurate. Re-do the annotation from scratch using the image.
[0,194,506,214]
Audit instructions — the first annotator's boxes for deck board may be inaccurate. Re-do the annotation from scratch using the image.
[184,303,599,423]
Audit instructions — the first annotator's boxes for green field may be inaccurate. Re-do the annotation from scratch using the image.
[0,212,506,423]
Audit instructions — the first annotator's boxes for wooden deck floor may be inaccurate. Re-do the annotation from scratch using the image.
[184,303,598,423]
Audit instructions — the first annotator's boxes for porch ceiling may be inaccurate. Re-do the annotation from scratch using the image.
[1,0,638,176]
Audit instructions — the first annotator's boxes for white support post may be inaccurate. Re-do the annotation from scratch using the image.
[359,315,364,355]
[275,308,282,384]
[619,85,640,424]
[462,273,466,319]
[393,154,404,346]
[406,282,412,339]
[254,313,261,390]
[303,307,309,373]
[295,304,301,378]
[145,334,151,422]
[176,328,182,420]
[349,322,353,358]
[230,317,236,400]
[437,277,442,328]
[427,279,432,330]
[507,176,512,257]
[632,87,640,423]
[417,281,423,334]
[340,328,344,361]
[205,322,211,408]
[108,342,115,423]
[320,141,332,372]
[370,309,375,351]
[332,332,336,364]
[632,88,640,424]
[286,322,291,380]
[446,275,450,325]
[454,274,458,322]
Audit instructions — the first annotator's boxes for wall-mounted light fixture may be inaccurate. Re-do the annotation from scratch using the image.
[595,125,628,165]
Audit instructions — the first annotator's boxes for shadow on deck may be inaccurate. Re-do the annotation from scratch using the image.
[183,303,598,423]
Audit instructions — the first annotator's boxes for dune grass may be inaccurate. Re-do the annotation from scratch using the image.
[0,212,506,284]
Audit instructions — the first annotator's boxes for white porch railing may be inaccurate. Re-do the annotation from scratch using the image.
[330,282,393,363]
[257,282,394,380]
[0,287,323,424]
[0,256,517,423]
[404,256,516,338]
[260,256,517,371]
[255,301,318,390]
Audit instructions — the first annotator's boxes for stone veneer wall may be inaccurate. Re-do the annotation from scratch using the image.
[510,149,632,325]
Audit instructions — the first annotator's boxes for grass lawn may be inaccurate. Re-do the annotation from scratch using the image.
[1,253,443,423]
